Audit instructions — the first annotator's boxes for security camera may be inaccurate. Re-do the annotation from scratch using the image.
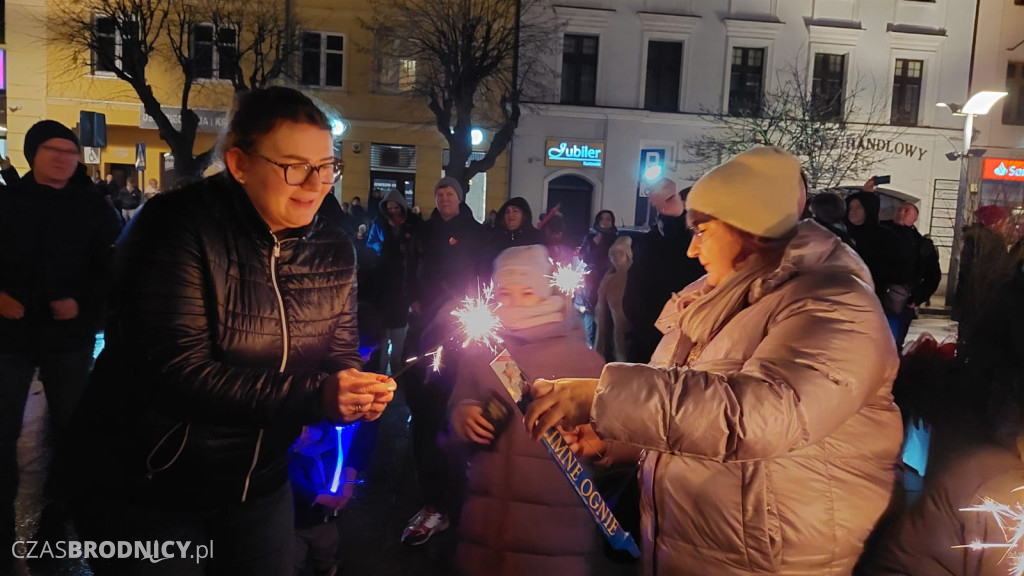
[352,142,362,154]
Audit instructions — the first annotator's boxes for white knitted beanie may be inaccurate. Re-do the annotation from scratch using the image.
[686,146,802,239]
[492,245,555,298]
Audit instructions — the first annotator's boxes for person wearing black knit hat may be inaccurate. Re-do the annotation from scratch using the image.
[0,119,120,575]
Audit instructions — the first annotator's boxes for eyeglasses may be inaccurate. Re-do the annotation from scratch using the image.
[250,153,344,185]
[688,220,710,238]
[38,144,81,157]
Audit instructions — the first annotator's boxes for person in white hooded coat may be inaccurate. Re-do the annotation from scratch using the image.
[525,147,903,576]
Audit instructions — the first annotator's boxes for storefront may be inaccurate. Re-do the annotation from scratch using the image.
[978,157,1024,211]
[511,109,963,268]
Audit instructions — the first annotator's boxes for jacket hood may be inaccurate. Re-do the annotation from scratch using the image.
[669,219,874,310]
[758,219,875,296]
[379,189,408,217]
[497,197,535,231]
[847,191,881,226]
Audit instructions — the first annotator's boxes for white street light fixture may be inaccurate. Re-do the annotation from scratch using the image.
[961,91,1009,115]
[471,128,485,146]
[330,118,347,138]
[937,91,1007,156]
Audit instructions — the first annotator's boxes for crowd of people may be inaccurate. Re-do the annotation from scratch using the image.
[3,85,1024,576]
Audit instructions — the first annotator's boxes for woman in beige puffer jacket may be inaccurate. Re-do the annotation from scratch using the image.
[526,147,903,576]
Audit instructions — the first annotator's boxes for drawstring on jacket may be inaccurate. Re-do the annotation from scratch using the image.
[145,422,191,480]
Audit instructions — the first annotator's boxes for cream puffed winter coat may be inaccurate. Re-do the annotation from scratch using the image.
[592,220,903,576]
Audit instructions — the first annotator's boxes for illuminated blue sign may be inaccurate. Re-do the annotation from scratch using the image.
[545,140,604,168]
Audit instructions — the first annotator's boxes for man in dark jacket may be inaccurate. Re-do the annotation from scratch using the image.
[366,189,421,374]
[883,201,942,348]
[0,120,121,571]
[117,178,143,221]
[401,176,487,546]
[623,181,705,363]
[846,191,912,341]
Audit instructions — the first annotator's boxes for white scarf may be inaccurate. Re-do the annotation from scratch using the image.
[650,254,781,367]
[497,296,566,331]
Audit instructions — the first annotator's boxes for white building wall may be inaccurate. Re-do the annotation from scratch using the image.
[512,0,977,250]
[970,0,1024,154]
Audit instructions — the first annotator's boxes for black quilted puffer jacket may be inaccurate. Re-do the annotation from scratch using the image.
[73,174,361,510]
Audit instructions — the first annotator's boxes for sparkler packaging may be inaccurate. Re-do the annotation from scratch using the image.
[489,349,641,559]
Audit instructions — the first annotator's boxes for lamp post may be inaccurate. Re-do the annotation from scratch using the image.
[940,91,1008,306]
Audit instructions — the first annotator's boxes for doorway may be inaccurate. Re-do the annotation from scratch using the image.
[370,170,416,208]
[547,174,594,247]
[105,163,138,191]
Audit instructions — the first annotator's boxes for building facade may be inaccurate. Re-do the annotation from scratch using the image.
[4,0,508,218]
[512,0,979,267]
[966,0,1024,222]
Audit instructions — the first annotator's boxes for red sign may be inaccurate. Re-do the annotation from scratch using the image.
[983,158,1024,181]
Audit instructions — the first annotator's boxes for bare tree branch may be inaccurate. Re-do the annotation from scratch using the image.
[365,0,561,191]
[48,0,299,180]
[686,55,905,190]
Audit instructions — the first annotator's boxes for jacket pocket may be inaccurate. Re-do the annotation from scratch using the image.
[741,461,783,572]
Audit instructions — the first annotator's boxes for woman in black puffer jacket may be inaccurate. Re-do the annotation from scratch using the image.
[70,87,396,576]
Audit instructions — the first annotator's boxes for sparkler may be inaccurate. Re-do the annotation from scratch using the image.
[390,346,444,380]
[545,259,588,297]
[452,282,504,352]
[956,487,1024,574]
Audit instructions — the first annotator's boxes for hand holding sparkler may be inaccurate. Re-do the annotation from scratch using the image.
[524,378,600,441]
[324,368,396,423]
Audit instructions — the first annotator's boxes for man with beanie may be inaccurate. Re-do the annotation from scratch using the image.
[623,179,705,362]
[0,120,121,573]
[400,176,487,546]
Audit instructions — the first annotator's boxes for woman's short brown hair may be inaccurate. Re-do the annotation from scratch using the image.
[226,87,330,153]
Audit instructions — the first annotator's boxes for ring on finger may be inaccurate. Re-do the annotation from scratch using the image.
[355,404,362,412]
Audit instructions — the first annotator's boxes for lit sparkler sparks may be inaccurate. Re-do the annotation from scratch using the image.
[452,283,504,352]
[545,259,588,297]
[957,488,1024,574]
[426,345,444,373]
[391,345,444,380]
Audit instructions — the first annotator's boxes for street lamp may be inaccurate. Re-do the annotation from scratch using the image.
[937,90,1008,156]
[939,90,1008,306]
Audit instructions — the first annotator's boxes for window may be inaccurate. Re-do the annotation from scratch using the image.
[301,32,344,88]
[812,53,846,121]
[93,16,118,73]
[1005,62,1024,125]
[891,58,923,126]
[192,25,214,79]
[216,28,237,80]
[644,41,683,112]
[190,24,237,80]
[376,40,417,93]
[560,34,598,106]
[729,47,765,117]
